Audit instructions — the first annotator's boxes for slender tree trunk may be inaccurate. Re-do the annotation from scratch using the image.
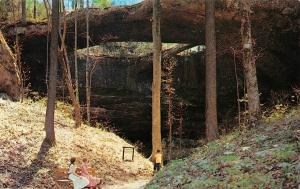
[205,0,218,141]
[33,0,36,20]
[74,0,79,102]
[232,48,241,128]
[59,51,82,127]
[86,0,91,124]
[240,1,261,125]
[151,0,163,161]
[21,0,26,24]
[43,0,50,90]
[59,0,82,128]
[45,0,59,145]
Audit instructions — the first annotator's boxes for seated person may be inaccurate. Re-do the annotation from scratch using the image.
[80,158,103,188]
[68,157,89,189]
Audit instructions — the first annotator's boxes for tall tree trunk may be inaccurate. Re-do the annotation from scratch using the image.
[74,0,79,101]
[205,0,218,141]
[86,0,91,124]
[21,0,26,24]
[240,1,261,125]
[45,0,59,145]
[59,0,82,128]
[33,0,36,20]
[151,0,163,161]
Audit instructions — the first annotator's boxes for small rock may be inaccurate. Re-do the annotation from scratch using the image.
[223,151,234,155]
[277,162,291,169]
[295,163,300,174]
[255,150,270,158]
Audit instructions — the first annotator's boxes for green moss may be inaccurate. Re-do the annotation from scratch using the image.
[146,112,300,188]
[194,159,218,174]
[272,143,298,161]
[206,141,221,152]
[184,177,220,189]
[221,172,276,189]
[218,154,240,162]
[224,166,242,175]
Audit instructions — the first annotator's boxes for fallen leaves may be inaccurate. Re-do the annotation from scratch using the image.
[0,98,152,188]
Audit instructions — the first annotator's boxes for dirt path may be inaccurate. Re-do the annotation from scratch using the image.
[103,179,150,189]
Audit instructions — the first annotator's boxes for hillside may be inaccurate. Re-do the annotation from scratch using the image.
[146,109,300,189]
[0,97,152,188]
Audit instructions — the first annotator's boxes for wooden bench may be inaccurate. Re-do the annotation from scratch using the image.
[53,168,97,189]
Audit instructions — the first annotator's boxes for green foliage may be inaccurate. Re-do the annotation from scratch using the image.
[221,173,276,189]
[263,103,288,122]
[92,0,112,8]
[185,178,219,189]
[26,0,47,21]
[272,143,298,161]
[193,159,218,174]
[146,109,300,189]
[218,154,240,162]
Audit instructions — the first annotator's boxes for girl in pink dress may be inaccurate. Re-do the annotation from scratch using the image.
[80,158,102,188]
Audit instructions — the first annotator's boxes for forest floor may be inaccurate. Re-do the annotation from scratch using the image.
[0,97,152,189]
[146,108,300,189]
[104,179,149,189]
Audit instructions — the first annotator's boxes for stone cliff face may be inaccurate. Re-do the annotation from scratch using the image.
[0,31,20,100]
[73,38,299,149]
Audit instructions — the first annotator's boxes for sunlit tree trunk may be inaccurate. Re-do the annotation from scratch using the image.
[240,1,261,125]
[205,0,218,141]
[45,0,59,145]
[151,0,163,161]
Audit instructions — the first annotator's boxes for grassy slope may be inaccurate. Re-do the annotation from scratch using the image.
[0,98,152,188]
[146,109,300,189]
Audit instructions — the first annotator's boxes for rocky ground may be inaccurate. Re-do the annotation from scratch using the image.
[0,98,152,188]
[146,108,300,189]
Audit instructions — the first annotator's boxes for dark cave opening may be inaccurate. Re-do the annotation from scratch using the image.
[17,29,299,156]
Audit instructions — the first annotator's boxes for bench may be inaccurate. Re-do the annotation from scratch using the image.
[53,168,97,189]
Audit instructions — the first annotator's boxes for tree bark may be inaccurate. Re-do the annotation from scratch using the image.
[86,0,91,124]
[0,30,20,100]
[45,0,59,145]
[240,1,261,125]
[60,1,82,128]
[151,0,163,162]
[59,50,82,128]
[21,0,26,24]
[74,0,79,102]
[205,0,218,141]
[33,0,36,20]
